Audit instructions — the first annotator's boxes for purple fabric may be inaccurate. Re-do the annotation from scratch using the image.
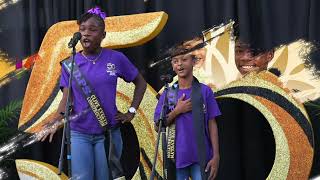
[154,84,221,168]
[87,7,107,19]
[60,48,138,135]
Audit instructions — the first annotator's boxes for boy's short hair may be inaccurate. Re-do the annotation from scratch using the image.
[77,12,105,31]
[183,36,203,44]
[169,44,196,60]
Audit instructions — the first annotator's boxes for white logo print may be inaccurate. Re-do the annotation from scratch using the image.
[106,63,117,76]
[203,103,207,114]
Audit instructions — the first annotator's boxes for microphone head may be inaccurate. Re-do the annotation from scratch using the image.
[148,56,171,68]
[68,32,82,48]
[74,32,82,40]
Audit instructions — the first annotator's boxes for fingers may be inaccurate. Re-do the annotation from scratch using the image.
[208,168,214,180]
[115,112,134,123]
[49,131,56,143]
[212,169,217,179]
[115,112,124,121]
[205,162,211,172]
[122,117,129,123]
[182,102,192,113]
[207,164,218,180]
[186,101,192,108]
[40,133,49,142]
[122,113,134,123]
[205,162,216,180]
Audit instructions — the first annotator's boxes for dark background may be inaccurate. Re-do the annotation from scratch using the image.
[1,0,320,89]
[0,0,319,179]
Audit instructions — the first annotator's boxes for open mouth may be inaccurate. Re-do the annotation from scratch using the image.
[82,39,91,47]
[177,68,185,74]
[238,64,260,74]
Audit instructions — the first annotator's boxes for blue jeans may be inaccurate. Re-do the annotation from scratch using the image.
[176,163,202,180]
[71,128,123,180]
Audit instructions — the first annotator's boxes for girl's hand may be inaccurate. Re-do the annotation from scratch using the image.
[115,111,134,123]
[37,120,63,142]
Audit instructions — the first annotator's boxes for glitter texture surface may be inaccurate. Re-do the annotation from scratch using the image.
[218,94,290,180]
[215,72,314,179]
[19,12,168,129]
[16,159,68,180]
[255,96,313,179]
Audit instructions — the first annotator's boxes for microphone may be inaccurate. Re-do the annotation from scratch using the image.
[68,32,82,48]
[149,57,171,68]
[149,29,227,69]
[148,42,207,69]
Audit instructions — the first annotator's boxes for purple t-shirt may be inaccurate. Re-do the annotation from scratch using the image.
[154,83,221,168]
[60,48,138,135]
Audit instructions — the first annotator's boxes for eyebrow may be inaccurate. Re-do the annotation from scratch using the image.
[80,23,99,27]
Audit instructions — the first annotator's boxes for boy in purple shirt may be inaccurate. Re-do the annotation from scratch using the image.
[40,7,147,180]
[154,46,221,180]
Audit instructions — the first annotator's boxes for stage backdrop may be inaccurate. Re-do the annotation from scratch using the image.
[0,0,319,179]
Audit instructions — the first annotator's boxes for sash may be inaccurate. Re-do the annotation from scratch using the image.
[62,58,108,129]
[166,77,207,180]
[166,83,178,161]
[166,83,178,180]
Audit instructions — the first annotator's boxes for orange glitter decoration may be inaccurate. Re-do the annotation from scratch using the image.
[18,12,168,129]
[255,96,313,179]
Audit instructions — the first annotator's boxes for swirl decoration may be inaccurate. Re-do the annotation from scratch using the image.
[215,71,314,179]
[15,12,168,179]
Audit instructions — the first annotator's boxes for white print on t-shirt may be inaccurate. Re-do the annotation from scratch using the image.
[106,63,117,76]
[203,103,207,114]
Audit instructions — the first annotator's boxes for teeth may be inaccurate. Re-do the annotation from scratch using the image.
[242,65,254,69]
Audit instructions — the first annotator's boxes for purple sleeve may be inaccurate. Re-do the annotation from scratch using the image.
[59,65,70,89]
[116,52,138,82]
[206,87,221,120]
[154,92,166,123]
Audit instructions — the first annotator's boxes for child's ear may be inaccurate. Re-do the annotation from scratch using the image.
[192,56,197,66]
[267,50,274,62]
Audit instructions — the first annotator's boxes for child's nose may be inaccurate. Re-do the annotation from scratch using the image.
[82,30,90,36]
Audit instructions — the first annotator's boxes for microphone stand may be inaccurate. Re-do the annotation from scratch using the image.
[58,46,76,177]
[150,76,171,180]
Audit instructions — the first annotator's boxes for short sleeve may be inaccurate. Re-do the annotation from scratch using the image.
[60,64,70,90]
[154,92,166,123]
[206,87,221,120]
[116,52,138,82]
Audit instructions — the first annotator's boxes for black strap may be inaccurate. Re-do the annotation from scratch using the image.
[106,128,125,180]
[191,77,207,180]
[62,58,108,128]
[166,77,207,180]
